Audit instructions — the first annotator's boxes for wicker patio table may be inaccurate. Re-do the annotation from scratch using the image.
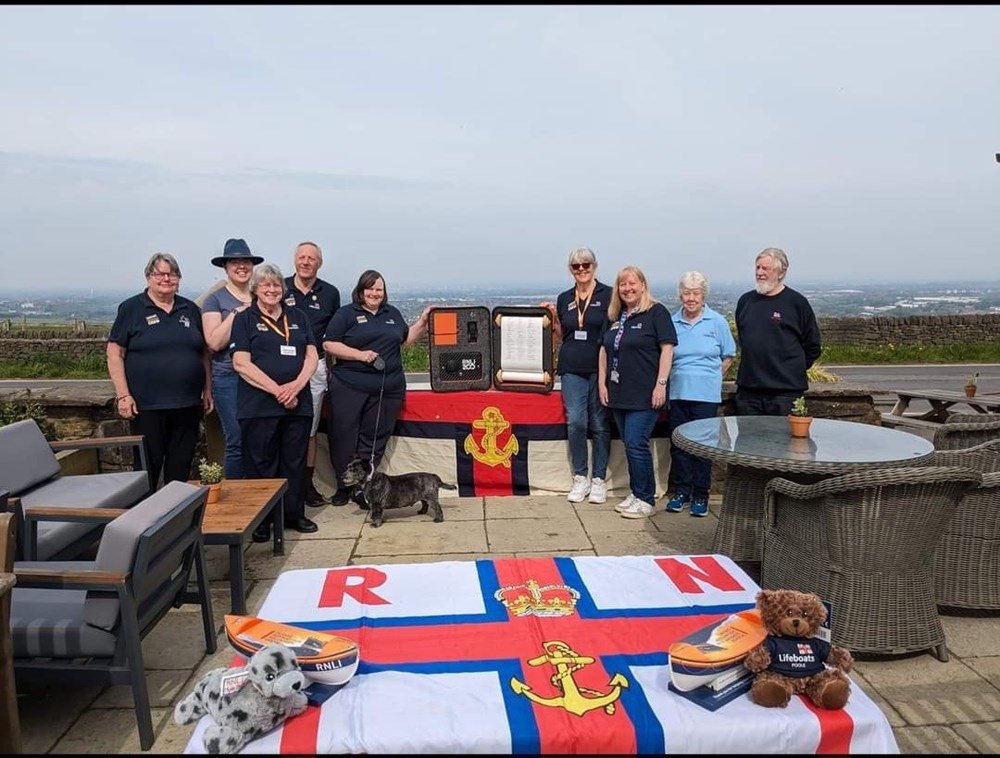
[671,416,935,562]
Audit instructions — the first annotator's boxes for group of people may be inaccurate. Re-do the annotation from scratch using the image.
[547,246,820,519]
[107,238,819,534]
[107,238,431,542]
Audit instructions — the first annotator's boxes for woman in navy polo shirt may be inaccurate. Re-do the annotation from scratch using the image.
[323,269,433,506]
[598,265,677,520]
[231,264,319,541]
[542,246,612,505]
[107,253,212,490]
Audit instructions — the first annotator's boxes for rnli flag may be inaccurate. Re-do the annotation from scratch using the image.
[375,388,672,497]
[183,555,898,754]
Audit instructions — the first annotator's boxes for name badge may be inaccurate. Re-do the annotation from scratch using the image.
[610,370,620,384]
[574,330,587,341]
[280,345,297,357]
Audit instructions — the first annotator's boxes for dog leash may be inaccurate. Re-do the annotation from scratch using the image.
[367,356,387,481]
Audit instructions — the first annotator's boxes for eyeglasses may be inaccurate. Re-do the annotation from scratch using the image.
[149,271,179,280]
[570,262,592,272]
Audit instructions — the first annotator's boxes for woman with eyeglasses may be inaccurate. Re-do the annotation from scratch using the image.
[541,247,613,505]
[323,269,434,507]
[232,264,320,541]
[107,253,213,490]
[201,238,263,479]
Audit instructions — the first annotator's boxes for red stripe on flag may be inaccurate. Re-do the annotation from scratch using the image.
[279,701,321,754]
[801,696,855,753]
[472,455,514,495]
[400,389,566,425]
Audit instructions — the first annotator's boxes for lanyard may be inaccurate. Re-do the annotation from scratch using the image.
[260,312,290,345]
[611,308,629,373]
[575,287,594,330]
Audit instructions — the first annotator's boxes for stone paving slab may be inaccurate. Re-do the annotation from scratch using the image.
[486,516,592,553]
[244,536,355,580]
[355,518,488,555]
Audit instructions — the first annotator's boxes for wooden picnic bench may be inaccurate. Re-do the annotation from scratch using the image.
[881,388,1000,431]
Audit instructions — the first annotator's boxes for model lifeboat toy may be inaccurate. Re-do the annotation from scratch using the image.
[225,614,360,686]
[667,609,766,692]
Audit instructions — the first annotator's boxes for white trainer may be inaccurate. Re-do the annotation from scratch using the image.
[614,493,637,513]
[620,498,655,519]
[567,474,591,503]
[588,478,608,504]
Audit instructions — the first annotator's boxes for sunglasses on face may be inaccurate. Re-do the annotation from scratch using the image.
[570,262,592,272]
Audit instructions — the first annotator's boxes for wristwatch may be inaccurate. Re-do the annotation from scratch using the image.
[657,378,668,386]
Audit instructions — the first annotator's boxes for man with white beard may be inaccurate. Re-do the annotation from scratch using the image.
[733,248,821,416]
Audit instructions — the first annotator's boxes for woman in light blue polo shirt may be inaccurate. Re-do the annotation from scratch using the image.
[666,271,736,517]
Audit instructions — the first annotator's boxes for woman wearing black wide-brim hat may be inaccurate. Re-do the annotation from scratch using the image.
[201,238,264,479]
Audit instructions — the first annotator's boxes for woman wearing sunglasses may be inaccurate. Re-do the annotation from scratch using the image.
[543,247,613,505]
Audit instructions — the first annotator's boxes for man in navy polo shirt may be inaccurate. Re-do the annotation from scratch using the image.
[283,241,341,507]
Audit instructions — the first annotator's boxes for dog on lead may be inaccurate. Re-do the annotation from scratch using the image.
[341,457,457,528]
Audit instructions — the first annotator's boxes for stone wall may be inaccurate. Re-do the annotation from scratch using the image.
[0,338,106,362]
[818,314,1000,346]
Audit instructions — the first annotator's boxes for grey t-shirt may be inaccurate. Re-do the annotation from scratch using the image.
[202,286,245,376]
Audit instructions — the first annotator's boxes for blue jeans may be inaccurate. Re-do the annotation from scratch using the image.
[212,370,244,479]
[561,373,610,479]
[611,408,659,505]
[668,400,719,501]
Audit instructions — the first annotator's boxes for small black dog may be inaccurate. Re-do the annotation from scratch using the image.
[341,457,457,528]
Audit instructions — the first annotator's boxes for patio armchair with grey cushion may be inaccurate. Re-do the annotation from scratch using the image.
[928,439,1000,609]
[933,415,1000,451]
[761,466,982,662]
[0,419,150,561]
[9,480,216,751]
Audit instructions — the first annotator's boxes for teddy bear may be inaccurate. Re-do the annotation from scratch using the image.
[174,643,309,754]
[743,588,854,709]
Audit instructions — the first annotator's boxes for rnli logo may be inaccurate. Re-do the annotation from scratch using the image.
[495,578,579,618]
[463,406,519,467]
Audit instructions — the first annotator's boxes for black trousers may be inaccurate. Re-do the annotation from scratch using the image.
[130,405,202,490]
[327,374,404,488]
[734,388,798,416]
[240,415,311,522]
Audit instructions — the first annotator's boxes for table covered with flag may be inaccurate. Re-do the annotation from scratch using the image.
[374,388,672,497]
[183,554,897,754]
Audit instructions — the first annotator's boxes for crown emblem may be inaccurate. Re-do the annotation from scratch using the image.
[495,579,579,617]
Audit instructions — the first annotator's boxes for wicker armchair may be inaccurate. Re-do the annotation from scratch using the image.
[928,439,1000,609]
[933,415,1000,450]
[762,466,982,661]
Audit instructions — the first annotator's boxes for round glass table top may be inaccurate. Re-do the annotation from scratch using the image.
[672,416,934,473]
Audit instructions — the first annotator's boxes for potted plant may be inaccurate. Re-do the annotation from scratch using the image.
[788,395,813,438]
[198,458,224,504]
[965,372,979,398]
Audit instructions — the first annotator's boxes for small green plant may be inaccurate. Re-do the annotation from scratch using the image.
[967,372,979,387]
[197,458,224,485]
[0,392,58,439]
[790,396,810,417]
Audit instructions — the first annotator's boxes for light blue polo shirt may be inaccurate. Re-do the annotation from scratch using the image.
[669,305,737,402]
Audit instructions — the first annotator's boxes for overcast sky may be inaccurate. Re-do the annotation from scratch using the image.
[2,5,998,294]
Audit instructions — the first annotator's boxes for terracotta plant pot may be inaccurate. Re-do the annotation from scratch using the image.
[965,385,977,397]
[205,481,223,504]
[788,415,813,438]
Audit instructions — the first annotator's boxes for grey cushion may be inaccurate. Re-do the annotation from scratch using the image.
[10,560,117,658]
[85,480,202,631]
[0,419,60,495]
[22,471,151,561]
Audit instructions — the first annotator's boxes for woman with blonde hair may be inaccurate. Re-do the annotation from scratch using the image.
[598,266,677,519]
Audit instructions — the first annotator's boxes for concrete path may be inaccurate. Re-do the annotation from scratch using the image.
[12,492,1000,754]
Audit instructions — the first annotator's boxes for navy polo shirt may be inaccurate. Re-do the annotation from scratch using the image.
[231,302,317,420]
[107,291,206,410]
[283,276,341,347]
[555,281,612,376]
[601,302,677,410]
[324,302,409,397]
[762,635,831,678]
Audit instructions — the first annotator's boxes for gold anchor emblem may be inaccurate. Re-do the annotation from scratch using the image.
[510,640,629,716]
[464,406,519,467]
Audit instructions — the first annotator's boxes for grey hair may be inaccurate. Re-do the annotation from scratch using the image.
[678,271,709,298]
[295,240,322,262]
[250,263,285,295]
[144,253,181,279]
[567,246,597,267]
[756,247,788,276]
